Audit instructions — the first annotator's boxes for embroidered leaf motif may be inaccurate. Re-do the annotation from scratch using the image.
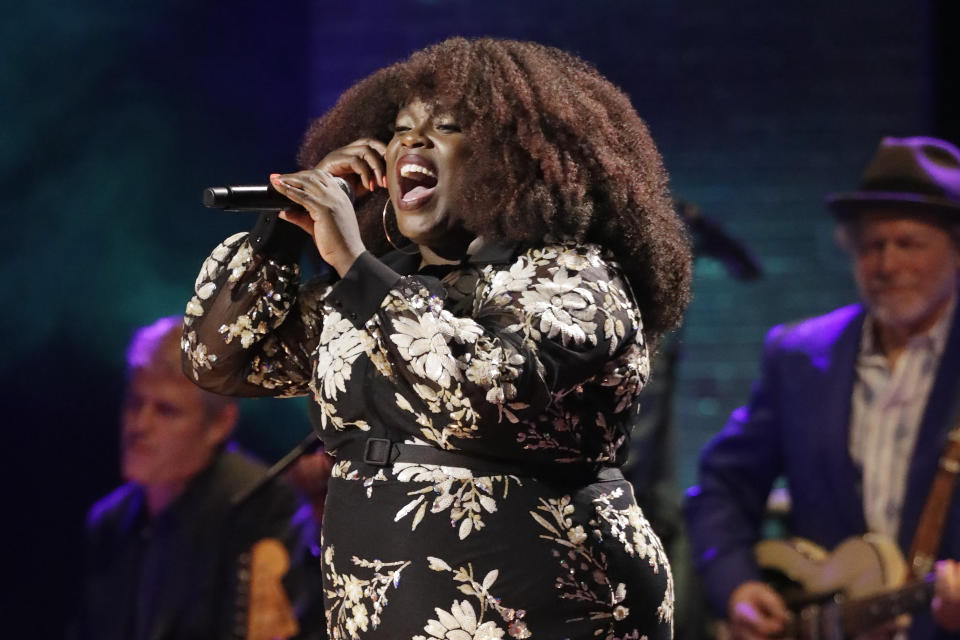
[529,510,561,537]
[482,569,499,590]
[395,496,425,522]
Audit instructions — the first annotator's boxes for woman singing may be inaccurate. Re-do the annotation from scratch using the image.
[183,37,691,640]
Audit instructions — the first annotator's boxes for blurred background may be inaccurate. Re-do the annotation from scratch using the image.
[2,0,957,635]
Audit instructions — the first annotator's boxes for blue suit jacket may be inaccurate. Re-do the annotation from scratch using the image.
[684,300,960,639]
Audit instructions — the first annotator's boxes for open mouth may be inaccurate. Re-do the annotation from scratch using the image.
[397,155,438,210]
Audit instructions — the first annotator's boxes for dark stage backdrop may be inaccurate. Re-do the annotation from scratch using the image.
[2,0,950,636]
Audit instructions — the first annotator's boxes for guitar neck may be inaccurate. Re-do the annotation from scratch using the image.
[840,573,935,636]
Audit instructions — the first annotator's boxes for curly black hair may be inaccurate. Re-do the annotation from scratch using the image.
[298,37,691,343]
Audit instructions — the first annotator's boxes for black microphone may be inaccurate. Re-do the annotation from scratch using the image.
[202,177,355,211]
[676,199,763,281]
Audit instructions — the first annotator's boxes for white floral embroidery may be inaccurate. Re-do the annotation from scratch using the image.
[593,488,674,624]
[392,385,481,447]
[391,461,522,540]
[183,237,670,637]
[185,234,301,384]
[415,557,532,639]
[193,231,247,294]
[531,494,657,639]
[226,240,255,284]
[597,342,650,413]
[331,460,359,480]
[181,329,217,378]
[322,546,410,640]
[486,259,537,298]
[517,269,598,347]
[413,600,505,640]
[315,312,372,400]
[390,313,462,389]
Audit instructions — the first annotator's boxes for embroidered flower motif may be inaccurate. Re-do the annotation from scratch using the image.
[598,342,650,413]
[592,488,674,624]
[414,600,505,640]
[193,232,247,294]
[390,313,461,388]
[183,236,670,637]
[418,557,532,639]
[322,546,410,640]
[463,341,526,414]
[181,329,217,378]
[518,269,598,347]
[486,258,538,298]
[226,240,255,284]
[530,493,663,636]
[185,296,205,318]
[315,312,370,400]
[567,525,588,545]
[186,232,300,385]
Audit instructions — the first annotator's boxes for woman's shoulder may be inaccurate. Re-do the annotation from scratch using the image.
[481,237,623,277]
[476,238,637,311]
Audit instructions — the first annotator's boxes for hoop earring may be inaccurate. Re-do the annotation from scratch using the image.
[382,199,419,255]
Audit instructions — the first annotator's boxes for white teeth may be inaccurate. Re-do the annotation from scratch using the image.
[399,164,437,179]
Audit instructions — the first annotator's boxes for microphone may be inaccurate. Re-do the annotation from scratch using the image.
[202,177,355,211]
[676,199,763,281]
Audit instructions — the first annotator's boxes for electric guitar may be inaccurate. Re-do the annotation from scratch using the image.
[751,535,935,640]
[236,538,300,640]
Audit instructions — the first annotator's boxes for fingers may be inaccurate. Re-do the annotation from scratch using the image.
[272,169,367,275]
[936,560,960,599]
[278,210,314,236]
[753,585,790,624]
[316,138,387,193]
[346,156,379,194]
[729,582,789,640]
[271,171,351,219]
[343,137,387,156]
[733,602,786,637]
[933,560,960,631]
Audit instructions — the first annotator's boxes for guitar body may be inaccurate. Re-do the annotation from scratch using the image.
[239,537,300,640]
[741,536,934,640]
[755,534,908,606]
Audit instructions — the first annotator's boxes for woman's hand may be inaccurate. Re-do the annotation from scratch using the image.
[271,138,389,276]
[313,137,388,196]
[271,170,365,277]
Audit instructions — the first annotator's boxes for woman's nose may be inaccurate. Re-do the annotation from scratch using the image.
[400,127,429,148]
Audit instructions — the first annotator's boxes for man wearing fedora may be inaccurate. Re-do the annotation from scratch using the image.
[684,136,960,640]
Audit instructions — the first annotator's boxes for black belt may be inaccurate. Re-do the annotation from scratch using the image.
[335,437,623,484]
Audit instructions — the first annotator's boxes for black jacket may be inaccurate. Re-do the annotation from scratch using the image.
[77,447,324,640]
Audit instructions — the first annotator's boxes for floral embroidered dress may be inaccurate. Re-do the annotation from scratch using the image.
[182,215,674,640]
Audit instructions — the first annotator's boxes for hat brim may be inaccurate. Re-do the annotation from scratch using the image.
[826,191,960,219]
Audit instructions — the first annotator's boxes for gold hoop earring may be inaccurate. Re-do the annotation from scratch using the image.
[382,199,419,255]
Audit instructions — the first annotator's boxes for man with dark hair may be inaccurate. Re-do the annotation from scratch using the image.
[685,137,960,640]
[76,316,323,640]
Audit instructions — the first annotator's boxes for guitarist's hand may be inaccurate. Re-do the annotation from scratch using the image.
[728,581,789,640]
[933,559,960,632]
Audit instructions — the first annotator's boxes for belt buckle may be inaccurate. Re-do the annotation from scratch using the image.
[363,438,393,466]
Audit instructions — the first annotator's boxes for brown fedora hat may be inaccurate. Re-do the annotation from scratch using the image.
[826,136,960,218]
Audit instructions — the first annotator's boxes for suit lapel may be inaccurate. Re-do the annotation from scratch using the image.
[821,307,869,537]
[898,297,960,550]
